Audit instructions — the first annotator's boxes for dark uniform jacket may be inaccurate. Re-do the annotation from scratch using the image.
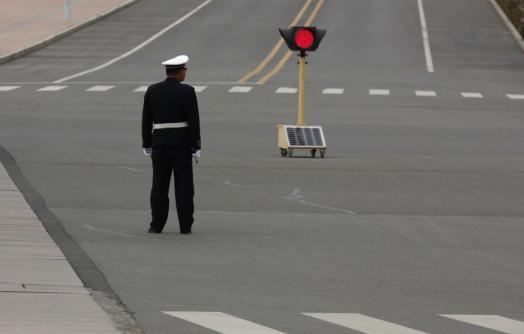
[142,78,201,151]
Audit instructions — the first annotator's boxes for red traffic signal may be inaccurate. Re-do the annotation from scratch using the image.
[295,28,315,49]
[279,26,326,52]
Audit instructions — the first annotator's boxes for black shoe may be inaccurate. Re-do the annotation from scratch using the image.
[148,228,162,234]
[180,228,192,234]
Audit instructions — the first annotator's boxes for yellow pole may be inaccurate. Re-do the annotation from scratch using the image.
[297,54,306,126]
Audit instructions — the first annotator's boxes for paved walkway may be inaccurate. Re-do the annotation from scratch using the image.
[0,0,137,62]
[0,162,122,333]
[0,2,141,332]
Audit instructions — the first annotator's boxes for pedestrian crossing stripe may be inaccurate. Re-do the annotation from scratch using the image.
[507,94,524,100]
[461,92,483,98]
[134,85,148,92]
[0,85,523,100]
[163,312,524,333]
[276,87,297,94]
[37,85,68,91]
[194,85,207,93]
[415,90,437,97]
[0,86,20,91]
[163,312,286,334]
[323,88,344,95]
[369,89,390,96]
[86,85,114,92]
[304,313,429,334]
[441,315,524,334]
[229,86,253,93]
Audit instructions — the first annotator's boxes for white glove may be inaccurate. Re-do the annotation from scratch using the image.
[192,150,201,159]
[143,147,152,156]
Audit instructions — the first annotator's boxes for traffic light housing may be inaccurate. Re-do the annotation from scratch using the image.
[279,26,326,52]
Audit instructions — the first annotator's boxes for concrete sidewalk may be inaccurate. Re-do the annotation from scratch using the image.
[0,162,125,333]
[0,0,139,63]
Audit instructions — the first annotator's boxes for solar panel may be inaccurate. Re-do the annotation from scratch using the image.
[284,126,325,147]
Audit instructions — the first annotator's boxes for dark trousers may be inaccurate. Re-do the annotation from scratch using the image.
[150,147,194,233]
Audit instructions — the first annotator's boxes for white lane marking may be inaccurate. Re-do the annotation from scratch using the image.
[53,0,215,83]
[223,180,289,191]
[461,92,483,98]
[163,312,287,334]
[134,85,148,92]
[83,225,138,238]
[193,85,207,93]
[116,166,143,173]
[507,94,524,100]
[441,315,524,334]
[304,313,429,334]
[290,188,302,199]
[369,89,390,96]
[415,90,436,97]
[223,180,250,189]
[229,86,253,93]
[285,189,355,214]
[323,88,344,95]
[37,85,68,91]
[0,86,20,91]
[417,0,434,73]
[86,85,114,92]
[276,87,297,94]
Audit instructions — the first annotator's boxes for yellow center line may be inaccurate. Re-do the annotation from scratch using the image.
[237,0,314,84]
[257,0,325,85]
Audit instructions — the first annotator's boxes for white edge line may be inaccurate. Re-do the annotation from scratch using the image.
[417,0,434,73]
[53,0,215,83]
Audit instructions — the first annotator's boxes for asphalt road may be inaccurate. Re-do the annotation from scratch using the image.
[1,0,524,333]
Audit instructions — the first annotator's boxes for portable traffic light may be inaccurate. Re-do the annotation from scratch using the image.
[277,26,328,158]
[279,26,326,53]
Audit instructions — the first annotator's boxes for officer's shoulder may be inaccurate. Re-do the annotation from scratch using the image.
[147,81,164,92]
[180,83,195,92]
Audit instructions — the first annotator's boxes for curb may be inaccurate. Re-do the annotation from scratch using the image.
[0,0,142,66]
[488,0,524,52]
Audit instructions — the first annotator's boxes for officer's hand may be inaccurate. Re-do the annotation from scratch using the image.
[143,147,153,156]
[192,150,201,159]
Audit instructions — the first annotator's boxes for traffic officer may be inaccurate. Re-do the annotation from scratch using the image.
[141,55,201,234]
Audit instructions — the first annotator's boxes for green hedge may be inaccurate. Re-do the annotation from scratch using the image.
[497,0,524,37]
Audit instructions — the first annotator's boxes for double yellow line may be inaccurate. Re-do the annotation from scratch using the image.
[238,0,325,84]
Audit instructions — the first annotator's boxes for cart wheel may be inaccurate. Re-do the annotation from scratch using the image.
[288,149,293,158]
[280,149,288,157]
[311,149,317,158]
[320,149,326,158]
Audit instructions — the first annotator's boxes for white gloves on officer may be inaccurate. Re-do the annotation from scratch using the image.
[143,147,152,156]
[192,150,201,159]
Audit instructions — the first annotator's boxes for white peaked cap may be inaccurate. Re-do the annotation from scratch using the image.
[161,55,189,67]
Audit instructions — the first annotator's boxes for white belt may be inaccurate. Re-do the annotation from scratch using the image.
[153,122,188,130]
